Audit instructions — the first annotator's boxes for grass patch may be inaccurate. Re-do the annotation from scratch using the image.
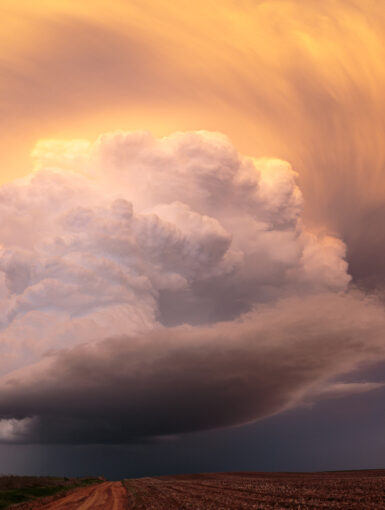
[0,476,102,509]
[0,486,65,509]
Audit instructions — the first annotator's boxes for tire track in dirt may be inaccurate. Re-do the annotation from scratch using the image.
[37,481,127,510]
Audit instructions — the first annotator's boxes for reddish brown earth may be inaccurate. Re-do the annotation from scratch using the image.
[32,481,127,510]
[20,471,385,509]
[124,471,385,509]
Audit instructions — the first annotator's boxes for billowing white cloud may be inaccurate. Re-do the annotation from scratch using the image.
[0,130,379,443]
[0,418,36,442]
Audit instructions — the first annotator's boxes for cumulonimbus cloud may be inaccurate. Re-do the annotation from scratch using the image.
[0,130,382,443]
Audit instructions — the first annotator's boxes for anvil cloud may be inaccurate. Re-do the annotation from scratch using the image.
[0,131,383,443]
[2,0,385,293]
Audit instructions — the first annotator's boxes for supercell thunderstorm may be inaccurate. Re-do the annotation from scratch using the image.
[0,130,384,443]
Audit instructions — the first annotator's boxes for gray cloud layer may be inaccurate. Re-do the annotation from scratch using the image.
[1,293,385,443]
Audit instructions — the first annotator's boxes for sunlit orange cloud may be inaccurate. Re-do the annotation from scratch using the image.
[1,0,385,282]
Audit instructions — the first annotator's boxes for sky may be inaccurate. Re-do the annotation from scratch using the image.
[1,0,385,478]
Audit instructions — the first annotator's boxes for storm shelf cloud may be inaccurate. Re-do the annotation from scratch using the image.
[0,130,383,444]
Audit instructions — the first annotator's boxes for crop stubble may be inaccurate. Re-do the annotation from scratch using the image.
[123,471,385,509]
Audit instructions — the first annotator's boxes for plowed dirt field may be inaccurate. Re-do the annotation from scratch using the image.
[23,471,385,509]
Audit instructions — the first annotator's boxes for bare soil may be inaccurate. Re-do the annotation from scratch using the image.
[22,482,127,510]
[123,470,385,509]
[6,470,385,509]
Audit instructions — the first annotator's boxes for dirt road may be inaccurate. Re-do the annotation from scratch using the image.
[39,481,127,510]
